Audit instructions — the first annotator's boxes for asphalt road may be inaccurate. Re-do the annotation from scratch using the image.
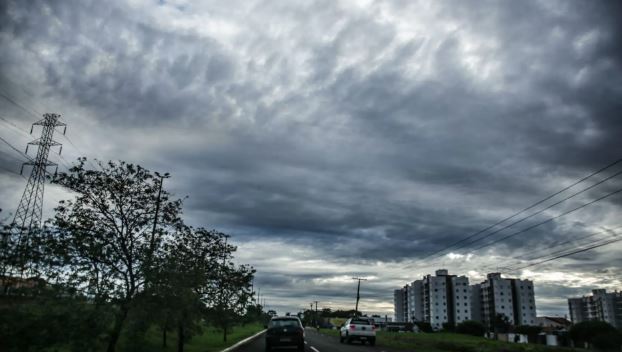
[233,328,405,352]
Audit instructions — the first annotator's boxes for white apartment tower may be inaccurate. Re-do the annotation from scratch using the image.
[451,275,472,324]
[479,273,536,329]
[402,269,472,330]
[568,289,622,328]
[394,271,537,330]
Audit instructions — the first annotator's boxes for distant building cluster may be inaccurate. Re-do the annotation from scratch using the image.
[393,270,536,330]
[568,289,622,328]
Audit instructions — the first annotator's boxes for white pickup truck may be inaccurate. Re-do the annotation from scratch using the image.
[339,317,376,345]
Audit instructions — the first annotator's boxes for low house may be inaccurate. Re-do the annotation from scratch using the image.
[536,316,572,332]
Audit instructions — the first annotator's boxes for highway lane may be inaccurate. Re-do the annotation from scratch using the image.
[232,328,405,352]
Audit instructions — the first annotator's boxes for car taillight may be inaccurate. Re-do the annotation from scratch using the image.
[349,324,356,331]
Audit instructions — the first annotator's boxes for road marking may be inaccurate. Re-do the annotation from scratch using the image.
[304,341,308,344]
[310,347,320,352]
[219,329,266,352]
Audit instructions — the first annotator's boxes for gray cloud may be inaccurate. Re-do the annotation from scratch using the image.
[1,0,621,317]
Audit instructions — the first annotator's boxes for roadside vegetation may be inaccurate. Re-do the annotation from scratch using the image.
[319,329,574,352]
[0,158,266,352]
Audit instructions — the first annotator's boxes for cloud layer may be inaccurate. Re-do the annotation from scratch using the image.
[1,0,622,317]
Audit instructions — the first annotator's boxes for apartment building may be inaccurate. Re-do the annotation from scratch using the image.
[479,273,536,329]
[394,271,537,330]
[396,269,472,330]
[568,289,622,328]
[394,285,409,322]
[407,280,424,322]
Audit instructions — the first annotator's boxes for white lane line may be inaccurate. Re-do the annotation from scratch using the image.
[310,347,320,352]
[304,341,308,344]
[219,329,266,352]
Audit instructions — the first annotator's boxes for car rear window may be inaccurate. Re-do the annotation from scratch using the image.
[270,319,300,327]
[351,319,371,325]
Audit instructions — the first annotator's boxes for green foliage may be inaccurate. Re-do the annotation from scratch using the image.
[0,159,258,352]
[0,288,113,352]
[493,313,511,333]
[456,320,485,336]
[513,324,542,336]
[570,320,618,348]
[591,330,622,351]
[442,322,455,332]
[415,321,433,333]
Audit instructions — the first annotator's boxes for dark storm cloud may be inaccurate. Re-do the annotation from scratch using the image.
[1,0,622,315]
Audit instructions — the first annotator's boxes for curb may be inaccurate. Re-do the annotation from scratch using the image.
[220,329,266,352]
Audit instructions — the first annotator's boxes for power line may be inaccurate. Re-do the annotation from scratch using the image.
[420,157,622,261]
[0,115,30,136]
[504,234,622,272]
[57,133,100,170]
[469,185,622,253]
[0,163,26,179]
[0,135,31,161]
[446,168,622,255]
[481,225,622,272]
[518,225,622,262]
[0,81,100,172]
[0,88,41,118]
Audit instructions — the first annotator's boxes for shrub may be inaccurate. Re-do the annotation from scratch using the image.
[569,321,617,347]
[591,331,622,351]
[456,320,485,337]
[414,321,433,333]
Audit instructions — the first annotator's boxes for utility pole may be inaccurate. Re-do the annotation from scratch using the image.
[352,277,367,316]
[145,172,169,284]
[11,113,65,277]
[149,172,170,254]
[314,300,319,329]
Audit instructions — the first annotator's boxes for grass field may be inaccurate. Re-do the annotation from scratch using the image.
[138,323,264,352]
[319,329,575,352]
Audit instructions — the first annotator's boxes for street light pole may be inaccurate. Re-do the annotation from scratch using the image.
[352,277,367,316]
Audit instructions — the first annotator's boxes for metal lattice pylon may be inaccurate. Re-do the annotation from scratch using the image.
[12,113,65,234]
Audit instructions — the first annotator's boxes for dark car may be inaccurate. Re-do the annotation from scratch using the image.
[265,316,305,351]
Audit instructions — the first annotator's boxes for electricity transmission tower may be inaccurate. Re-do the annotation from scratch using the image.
[12,113,65,234]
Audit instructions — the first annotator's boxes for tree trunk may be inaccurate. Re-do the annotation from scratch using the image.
[107,304,129,352]
[162,326,167,347]
[177,322,184,352]
[223,325,227,342]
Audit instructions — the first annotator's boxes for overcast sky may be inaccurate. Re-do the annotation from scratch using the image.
[1,0,622,318]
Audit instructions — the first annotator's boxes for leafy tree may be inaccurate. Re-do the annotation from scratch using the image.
[206,261,255,342]
[49,158,183,352]
[151,226,233,352]
[442,322,455,332]
[414,321,433,333]
[0,283,113,352]
[493,313,511,333]
[456,320,485,336]
[570,321,618,348]
[591,330,622,351]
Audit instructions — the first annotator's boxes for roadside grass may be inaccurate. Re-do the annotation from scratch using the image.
[319,329,576,352]
[138,323,264,352]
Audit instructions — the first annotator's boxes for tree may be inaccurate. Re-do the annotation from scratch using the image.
[49,158,183,352]
[570,321,618,349]
[456,320,485,336]
[151,226,233,352]
[206,262,255,342]
[493,313,511,334]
